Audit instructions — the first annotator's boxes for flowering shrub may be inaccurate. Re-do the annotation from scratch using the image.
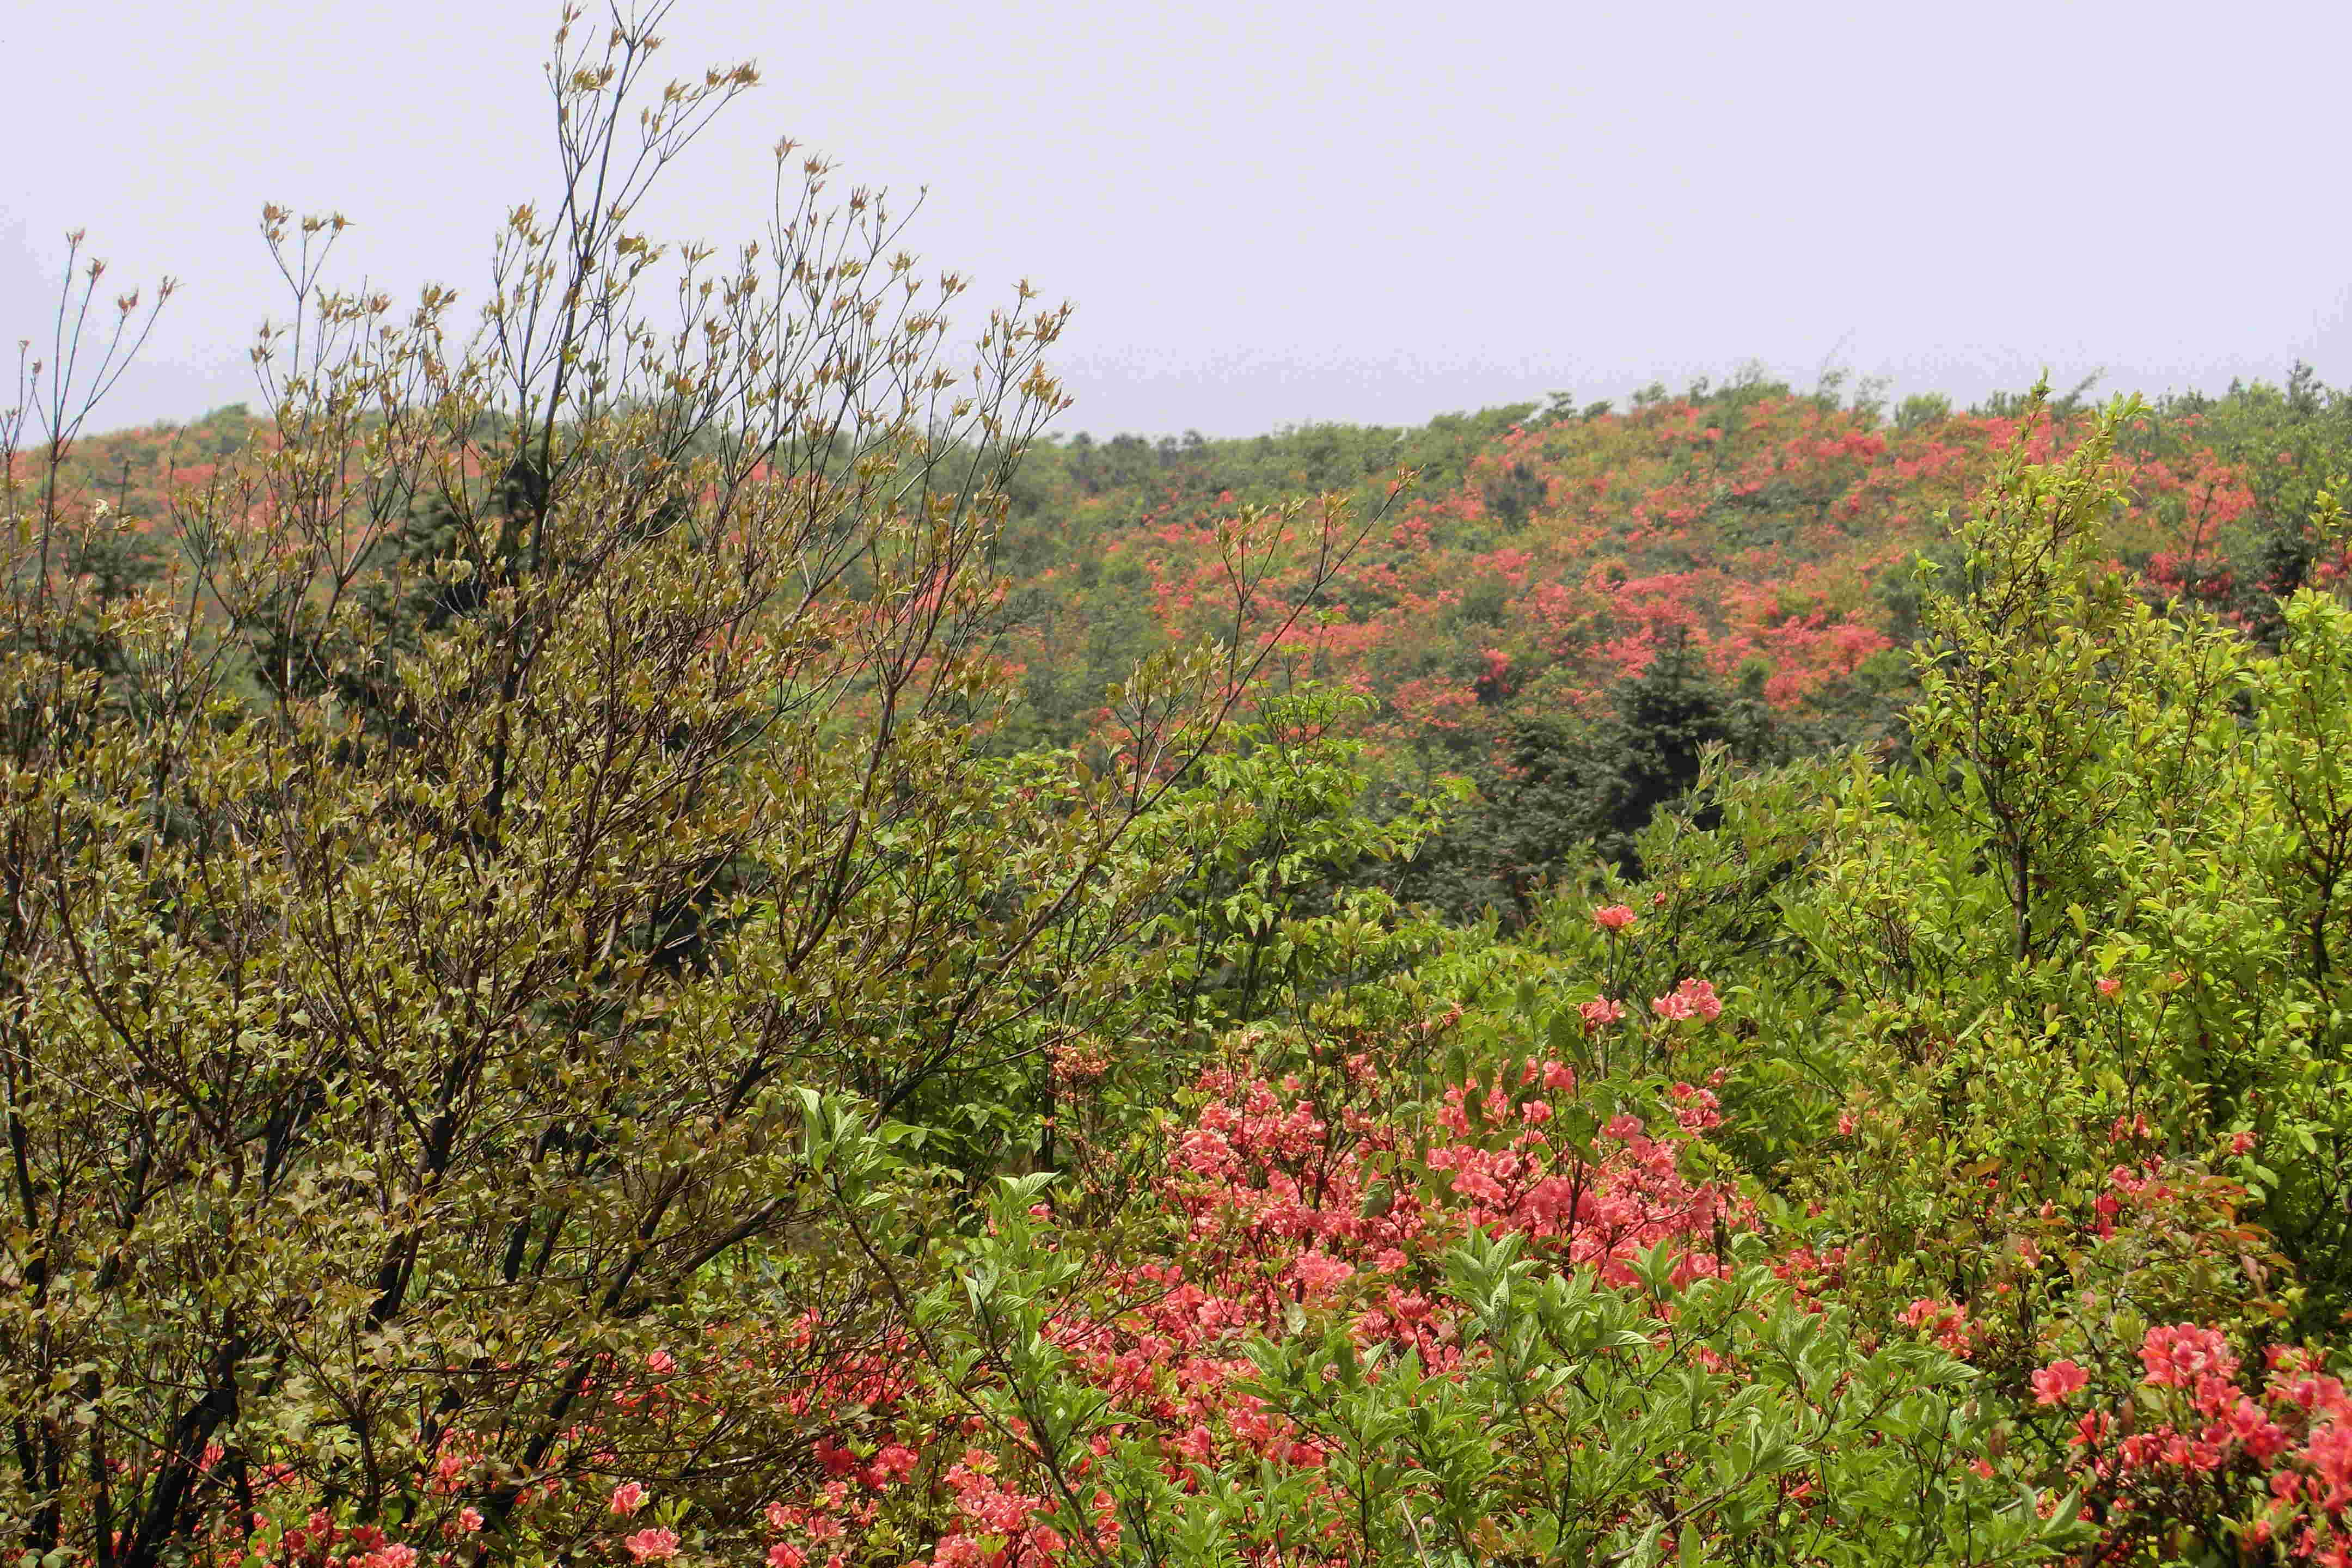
[896,1184,2082,1567]
[2017,1331,2352,1562]
[834,994,2099,1566]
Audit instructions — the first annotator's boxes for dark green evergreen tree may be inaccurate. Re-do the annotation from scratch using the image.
[1395,630,1772,921]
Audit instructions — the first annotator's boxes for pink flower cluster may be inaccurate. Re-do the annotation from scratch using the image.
[272,1515,419,1568]
[749,1436,928,1568]
[2057,1332,2352,1559]
[1898,1296,1981,1357]
[2139,1323,2238,1389]
[2031,1359,2089,1405]
[622,1528,679,1562]
[951,1045,1755,1528]
[1651,977,1722,1022]
[1049,1038,1111,1085]
[908,1448,1117,1568]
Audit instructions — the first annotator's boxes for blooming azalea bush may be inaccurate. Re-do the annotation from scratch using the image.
[878,1189,2081,1566]
[1999,1329,2352,1563]
[771,966,2093,1566]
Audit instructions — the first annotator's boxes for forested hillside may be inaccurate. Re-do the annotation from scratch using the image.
[65,364,2351,915]
[11,12,2352,1568]
[986,372,2352,911]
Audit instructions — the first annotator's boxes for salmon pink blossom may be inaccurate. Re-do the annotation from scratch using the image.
[1651,977,1722,1022]
[623,1529,679,1563]
[2031,1360,2089,1404]
[2139,1324,2237,1388]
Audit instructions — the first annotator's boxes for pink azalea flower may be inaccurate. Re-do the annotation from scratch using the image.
[2140,1324,2238,1388]
[623,1529,679,1563]
[2030,1359,2089,1405]
[1651,977,1722,1022]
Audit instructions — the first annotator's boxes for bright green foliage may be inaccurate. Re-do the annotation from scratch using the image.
[2256,584,2352,993]
[1247,1232,2076,1568]
[1153,688,1457,1025]
[1909,384,2170,964]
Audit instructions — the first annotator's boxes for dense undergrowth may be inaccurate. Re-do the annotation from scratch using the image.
[11,10,2352,1568]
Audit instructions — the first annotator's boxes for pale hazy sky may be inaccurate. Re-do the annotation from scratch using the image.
[6,1,2347,437]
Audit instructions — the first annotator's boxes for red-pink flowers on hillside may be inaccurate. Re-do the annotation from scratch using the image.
[2046,1331,2352,1556]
